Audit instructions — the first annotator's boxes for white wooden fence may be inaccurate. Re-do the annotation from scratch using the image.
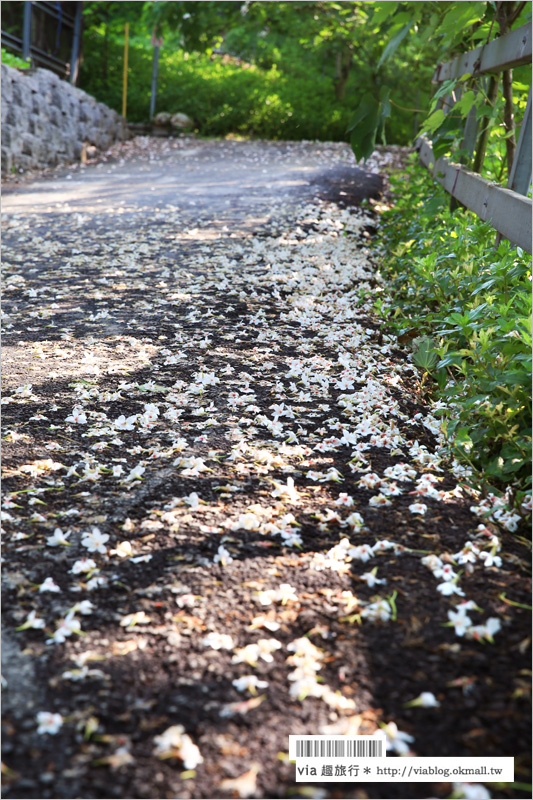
[417,22,532,253]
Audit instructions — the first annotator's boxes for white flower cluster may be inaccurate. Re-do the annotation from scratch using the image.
[286,637,355,711]
[153,725,203,768]
[310,536,403,574]
[470,492,521,532]
[421,553,502,641]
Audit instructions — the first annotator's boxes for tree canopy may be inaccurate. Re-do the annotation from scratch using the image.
[78,0,531,166]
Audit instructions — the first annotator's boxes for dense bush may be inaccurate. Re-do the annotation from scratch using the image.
[375,158,531,500]
[79,32,349,139]
[78,29,425,143]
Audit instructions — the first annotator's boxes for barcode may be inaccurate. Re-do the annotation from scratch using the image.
[295,738,383,758]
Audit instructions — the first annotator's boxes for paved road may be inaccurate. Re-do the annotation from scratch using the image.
[2,137,383,219]
[4,139,526,800]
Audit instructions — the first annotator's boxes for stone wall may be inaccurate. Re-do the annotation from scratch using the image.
[1,64,128,176]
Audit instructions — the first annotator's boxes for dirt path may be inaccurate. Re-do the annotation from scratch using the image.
[2,138,530,800]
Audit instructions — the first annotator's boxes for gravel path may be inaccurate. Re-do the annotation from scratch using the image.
[2,138,530,800]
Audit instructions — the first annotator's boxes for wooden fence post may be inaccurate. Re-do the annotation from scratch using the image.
[508,87,532,195]
[450,83,482,211]
[495,87,532,246]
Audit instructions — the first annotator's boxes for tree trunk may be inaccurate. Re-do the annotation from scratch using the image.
[334,48,352,100]
[497,2,517,177]
[103,22,109,89]
[472,75,500,174]
[501,68,516,175]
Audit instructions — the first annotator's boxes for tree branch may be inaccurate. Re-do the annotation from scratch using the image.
[509,1,527,24]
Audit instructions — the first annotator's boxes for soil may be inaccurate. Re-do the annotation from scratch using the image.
[1,137,531,800]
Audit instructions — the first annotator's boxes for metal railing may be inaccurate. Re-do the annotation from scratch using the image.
[1,1,83,84]
[416,22,532,253]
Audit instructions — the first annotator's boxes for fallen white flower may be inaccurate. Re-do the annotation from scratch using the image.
[153,725,203,768]
[232,675,269,693]
[36,711,63,735]
[203,632,234,650]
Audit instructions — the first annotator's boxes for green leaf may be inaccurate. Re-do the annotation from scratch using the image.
[371,2,399,27]
[422,109,446,135]
[412,336,439,370]
[455,90,477,117]
[517,317,532,347]
[346,94,376,133]
[348,89,392,162]
[432,137,454,160]
[439,3,489,43]
[380,85,391,119]
[455,428,474,448]
[377,20,413,69]
[350,128,377,163]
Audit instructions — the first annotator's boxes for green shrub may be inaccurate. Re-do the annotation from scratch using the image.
[78,31,423,143]
[79,32,353,138]
[1,47,30,69]
[376,158,531,500]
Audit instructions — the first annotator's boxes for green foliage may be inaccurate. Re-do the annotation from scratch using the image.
[420,61,530,179]
[78,1,433,144]
[1,47,30,69]
[346,2,441,160]
[377,159,532,495]
[347,1,531,177]
[80,31,353,139]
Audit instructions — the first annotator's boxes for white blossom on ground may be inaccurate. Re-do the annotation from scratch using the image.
[232,675,269,693]
[70,558,97,574]
[124,464,145,482]
[408,502,428,515]
[36,711,63,735]
[202,632,235,650]
[3,149,527,796]
[39,577,61,593]
[343,511,365,528]
[465,617,501,643]
[382,721,415,755]
[232,639,282,666]
[119,611,151,628]
[153,725,203,768]
[452,783,492,799]
[421,554,443,571]
[231,512,262,531]
[49,612,82,644]
[404,691,441,708]
[213,544,233,565]
[448,608,473,637]
[437,581,465,597]
[81,527,109,554]
[256,584,298,606]
[16,610,46,630]
[270,477,300,502]
[433,564,458,582]
[360,598,392,622]
[360,570,386,588]
[46,528,71,547]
